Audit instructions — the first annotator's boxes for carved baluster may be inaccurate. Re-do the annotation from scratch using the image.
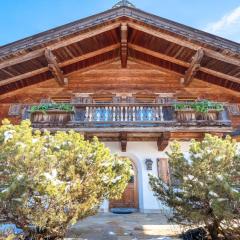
[105,106,108,121]
[113,106,116,121]
[148,107,152,121]
[140,106,143,121]
[95,107,98,122]
[125,106,128,121]
[128,106,132,121]
[108,106,111,121]
[116,106,119,121]
[91,107,94,122]
[85,107,89,121]
[98,107,101,121]
[109,106,112,121]
[155,106,159,121]
[160,106,163,121]
[121,106,124,122]
[132,106,136,122]
[136,106,139,121]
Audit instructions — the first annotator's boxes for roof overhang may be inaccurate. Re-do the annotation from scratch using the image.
[0,6,240,95]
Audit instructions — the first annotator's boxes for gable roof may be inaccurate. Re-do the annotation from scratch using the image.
[1,5,240,57]
[0,4,240,95]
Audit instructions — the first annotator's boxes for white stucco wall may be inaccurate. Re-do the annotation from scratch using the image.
[100,141,191,213]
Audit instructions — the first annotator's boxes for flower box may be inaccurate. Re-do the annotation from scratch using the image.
[31,110,74,124]
[174,100,223,122]
[175,109,220,122]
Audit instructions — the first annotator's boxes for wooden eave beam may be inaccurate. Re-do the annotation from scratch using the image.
[121,23,128,68]
[128,43,189,67]
[0,58,119,100]
[183,48,204,86]
[59,43,120,67]
[157,132,170,151]
[120,132,127,152]
[128,22,240,67]
[0,44,120,87]
[128,44,240,85]
[45,48,65,86]
[0,22,120,70]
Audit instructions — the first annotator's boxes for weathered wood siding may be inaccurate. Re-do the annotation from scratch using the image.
[0,60,239,127]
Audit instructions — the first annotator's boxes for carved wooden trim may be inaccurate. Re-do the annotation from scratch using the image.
[120,132,127,152]
[121,23,128,68]
[183,48,204,86]
[45,48,65,86]
[157,132,170,151]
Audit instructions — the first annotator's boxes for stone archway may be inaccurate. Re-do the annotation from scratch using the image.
[109,160,139,210]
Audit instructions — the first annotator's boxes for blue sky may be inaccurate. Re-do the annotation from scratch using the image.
[0,0,240,46]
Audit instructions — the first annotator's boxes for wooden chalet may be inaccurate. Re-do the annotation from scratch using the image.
[0,0,240,145]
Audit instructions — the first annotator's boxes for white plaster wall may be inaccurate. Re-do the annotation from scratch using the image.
[100,141,191,213]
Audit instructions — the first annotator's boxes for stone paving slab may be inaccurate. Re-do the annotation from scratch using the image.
[66,213,182,240]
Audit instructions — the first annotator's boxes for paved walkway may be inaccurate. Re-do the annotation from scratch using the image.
[66,212,182,240]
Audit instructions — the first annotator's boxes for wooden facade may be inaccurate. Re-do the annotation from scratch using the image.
[0,1,240,148]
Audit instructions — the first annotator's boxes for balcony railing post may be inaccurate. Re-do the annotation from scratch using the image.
[113,106,116,121]
[125,106,128,122]
[85,106,89,121]
[160,106,163,121]
[121,106,124,122]
[133,106,136,122]
[140,106,143,121]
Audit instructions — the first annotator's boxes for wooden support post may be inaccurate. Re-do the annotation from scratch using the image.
[120,132,127,152]
[183,48,204,86]
[121,23,128,68]
[44,48,66,86]
[157,132,170,151]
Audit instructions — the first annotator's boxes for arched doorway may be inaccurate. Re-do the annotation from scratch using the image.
[109,161,139,210]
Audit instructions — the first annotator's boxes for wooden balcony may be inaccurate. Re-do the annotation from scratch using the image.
[30,103,231,130]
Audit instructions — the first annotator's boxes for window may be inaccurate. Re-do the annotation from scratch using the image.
[8,104,21,116]
[227,104,240,116]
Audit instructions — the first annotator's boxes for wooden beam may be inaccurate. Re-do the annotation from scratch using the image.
[121,23,128,68]
[129,44,240,85]
[128,43,189,67]
[157,132,170,151]
[0,67,49,87]
[0,58,119,100]
[199,67,240,84]
[45,48,65,86]
[183,48,204,86]
[0,22,120,70]
[59,43,120,67]
[128,22,240,67]
[0,45,120,87]
[120,132,127,152]
[0,49,44,70]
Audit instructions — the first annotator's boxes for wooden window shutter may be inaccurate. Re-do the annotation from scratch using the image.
[227,104,240,116]
[22,105,31,120]
[40,98,52,104]
[8,104,21,116]
[157,158,170,185]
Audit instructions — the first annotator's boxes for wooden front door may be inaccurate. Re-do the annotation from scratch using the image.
[110,162,138,209]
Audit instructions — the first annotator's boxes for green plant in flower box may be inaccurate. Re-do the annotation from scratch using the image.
[30,103,73,113]
[174,100,224,113]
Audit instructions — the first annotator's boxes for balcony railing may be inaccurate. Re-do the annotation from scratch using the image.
[28,103,231,129]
